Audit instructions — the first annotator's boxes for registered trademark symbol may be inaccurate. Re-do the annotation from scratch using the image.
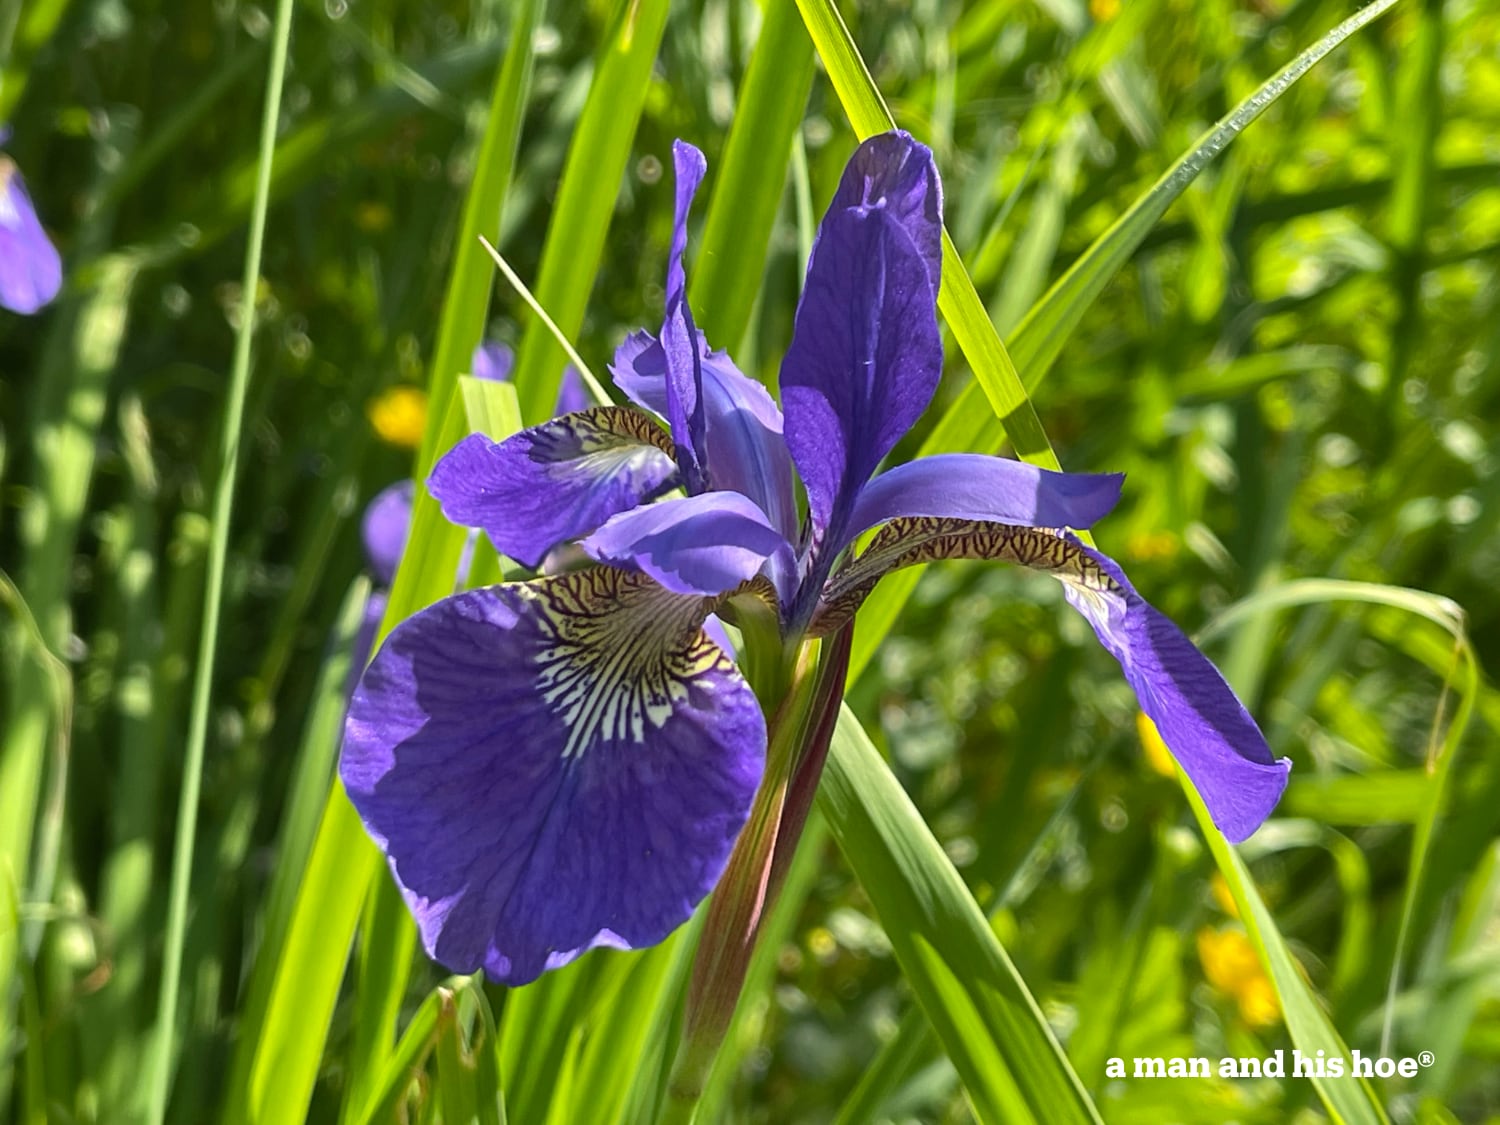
[1418,1051,1435,1068]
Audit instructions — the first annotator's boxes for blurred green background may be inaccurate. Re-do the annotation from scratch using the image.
[2,0,1498,1121]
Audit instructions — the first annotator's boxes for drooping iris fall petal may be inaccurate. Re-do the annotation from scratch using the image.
[341,567,765,984]
[429,406,678,568]
[816,518,1289,842]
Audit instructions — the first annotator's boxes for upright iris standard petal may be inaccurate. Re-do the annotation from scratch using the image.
[613,331,798,541]
[341,568,765,985]
[361,480,415,586]
[0,156,62,315]
[816,518,1289,842]
[659,141,710,493]
[779,132,944,546]
[429,406,678,568]
[583,491,796,603]
[842,454,1124,554]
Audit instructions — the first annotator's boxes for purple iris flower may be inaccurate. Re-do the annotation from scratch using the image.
[0,126,62,315]
[342,133,1290,986]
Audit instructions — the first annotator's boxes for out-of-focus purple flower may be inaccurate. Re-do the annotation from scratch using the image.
[342,134,1289,987]
[0,128,62,315]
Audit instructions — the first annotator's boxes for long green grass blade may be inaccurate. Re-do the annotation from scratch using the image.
[819,706,1102,1125]
[142,0,297,1114]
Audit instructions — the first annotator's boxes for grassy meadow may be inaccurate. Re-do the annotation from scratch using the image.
[2,0,1499,1121]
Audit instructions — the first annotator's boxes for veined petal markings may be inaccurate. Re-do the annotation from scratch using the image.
[526,568,725,761]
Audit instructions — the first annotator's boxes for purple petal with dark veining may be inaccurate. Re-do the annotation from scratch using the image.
[340,568,765,985]
[0,160,62,315]
[841,454,1123,554]
[613,330,797,540]
[583,491,795,603]
[1062,544,1289,843]
[361,480,414,586]
[429,407,677,568]
[472,342,515,383]
[660,141,710,491]
[815,519,1288,842]
[779,132,943,546]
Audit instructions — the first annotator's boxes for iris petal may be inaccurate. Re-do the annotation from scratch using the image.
[779,132,943,548]
[341,568,766,985]
[429,406,678,568]
[613,330,798,540]
[361,480,414,586]
[0,161,62,315]
[661,141,711,492]
[841,454,1123,555]
[817,518,1289,842]
[583,491,796,603]
[472,342,515,383]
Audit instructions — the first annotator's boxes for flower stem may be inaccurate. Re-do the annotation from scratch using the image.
[665,625,854,1115]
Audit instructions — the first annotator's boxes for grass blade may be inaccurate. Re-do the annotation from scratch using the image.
[142,0,297,1113]
[510,0,672,423]
[819,706,1102,1125]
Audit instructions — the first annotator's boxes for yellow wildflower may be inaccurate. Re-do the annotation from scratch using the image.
[1197,926,1281,1029]
[368,385,428,449]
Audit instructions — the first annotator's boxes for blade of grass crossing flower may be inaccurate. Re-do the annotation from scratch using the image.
[416,0,543,469]
[820,707,1102,1125]
[143,0,295,1108]
[841,0,1403,686]
[510,0,671,423]
[690,0,815,351]
[478,238,611,404]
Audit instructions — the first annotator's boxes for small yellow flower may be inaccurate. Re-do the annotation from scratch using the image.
[1136,712,1177,778]
[1197,926,1281,1029]
[368,385,428,449]
[1089,0,1121,21]
[1210,872,1241,919]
